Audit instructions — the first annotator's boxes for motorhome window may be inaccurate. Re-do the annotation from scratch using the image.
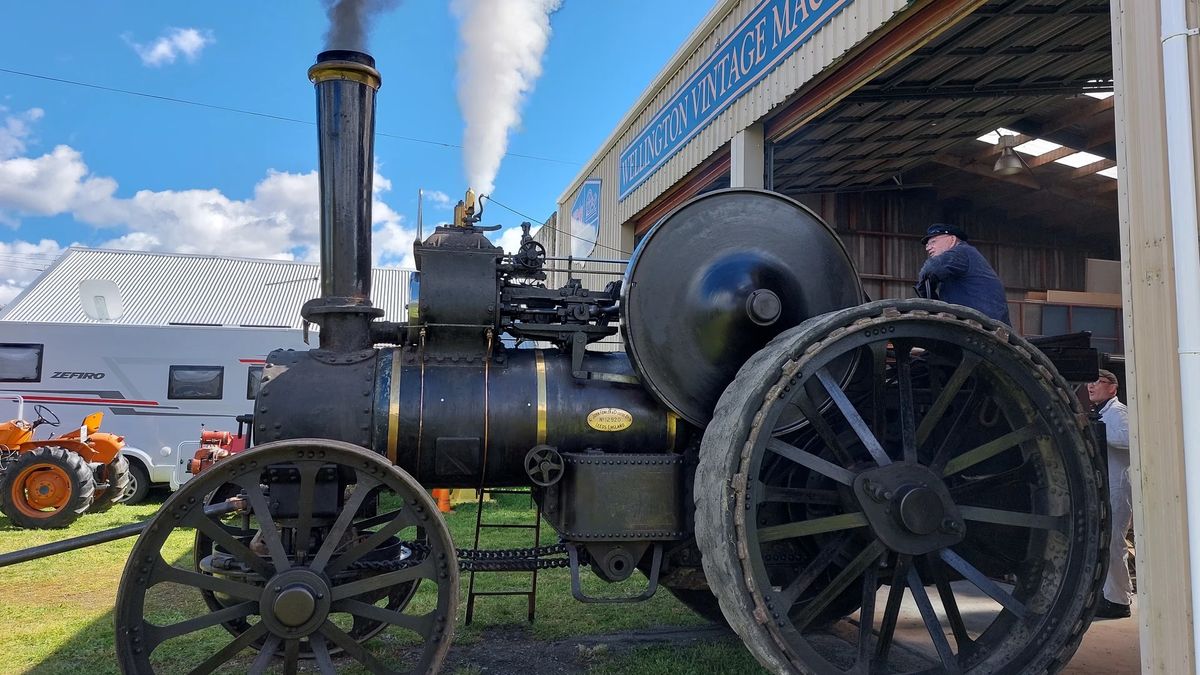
[0,343,43,382]
[168,366,224,400]
[246,365,264,400]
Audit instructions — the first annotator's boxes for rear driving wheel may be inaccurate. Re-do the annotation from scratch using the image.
[695,299,1106,674]
[0,446,96,529]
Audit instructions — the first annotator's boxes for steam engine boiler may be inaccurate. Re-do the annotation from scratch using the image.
[110,50,1109,675]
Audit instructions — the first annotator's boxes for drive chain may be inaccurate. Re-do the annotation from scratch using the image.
[349,542,579,573]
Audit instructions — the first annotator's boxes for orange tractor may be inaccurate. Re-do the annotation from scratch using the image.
[0,401,131,528]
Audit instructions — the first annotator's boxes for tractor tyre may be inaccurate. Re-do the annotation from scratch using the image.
[91,454,133,513]
[124,460,151,505]
[0,446,96,529]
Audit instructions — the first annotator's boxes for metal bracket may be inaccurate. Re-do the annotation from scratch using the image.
[566,543,662,604]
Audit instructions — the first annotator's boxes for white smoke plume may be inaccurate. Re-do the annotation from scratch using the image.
[324,0,400,51]
[452,0,562,195]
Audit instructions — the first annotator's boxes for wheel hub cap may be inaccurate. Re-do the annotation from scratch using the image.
[259,569,331,637]
[273,586,316,626]
[852,462,963,555]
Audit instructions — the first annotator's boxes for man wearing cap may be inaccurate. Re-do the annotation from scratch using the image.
[915,224,1011,325]
[1088,369,1133,619]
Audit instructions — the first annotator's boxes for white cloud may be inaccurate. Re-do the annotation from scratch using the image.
[424,190,452,209]
[491,224,527,256]
[125,28,214,67]
[0,239,67,305]
[0,110,418,299]
[0,107,44,160]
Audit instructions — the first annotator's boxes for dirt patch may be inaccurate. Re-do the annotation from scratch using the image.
[441,624,735,674]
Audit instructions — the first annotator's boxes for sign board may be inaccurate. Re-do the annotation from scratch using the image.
[618,0,853,200]
[570,179,602,258]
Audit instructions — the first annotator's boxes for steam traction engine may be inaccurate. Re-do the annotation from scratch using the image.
[111,51,1107,674]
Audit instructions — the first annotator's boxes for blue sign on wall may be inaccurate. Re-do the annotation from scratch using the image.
[571,179,602,258]
[618,0,853,200]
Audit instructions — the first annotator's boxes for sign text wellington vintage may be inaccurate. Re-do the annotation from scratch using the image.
[618,0,852,199]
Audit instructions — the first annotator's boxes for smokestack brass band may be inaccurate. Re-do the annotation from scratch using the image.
[307,60,382,90]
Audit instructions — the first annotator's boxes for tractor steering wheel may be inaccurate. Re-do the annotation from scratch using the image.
[32,404,61,428]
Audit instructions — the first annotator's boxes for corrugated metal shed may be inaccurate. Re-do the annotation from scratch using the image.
[0,248,412,327]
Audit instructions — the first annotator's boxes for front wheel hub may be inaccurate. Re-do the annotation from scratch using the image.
[853,462,963,555]
[259,569,331,638]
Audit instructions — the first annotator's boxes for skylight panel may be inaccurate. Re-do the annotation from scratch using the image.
[1086,91,1114,99]
[1014,138,1062,156]
[1097,166,1118,179]
[1055,151,1106,168]
[975,127,1018,145]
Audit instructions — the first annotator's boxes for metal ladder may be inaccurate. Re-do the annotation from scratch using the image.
[464,487,544,624]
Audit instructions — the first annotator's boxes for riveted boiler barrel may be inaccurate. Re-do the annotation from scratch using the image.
[255,348,678,486]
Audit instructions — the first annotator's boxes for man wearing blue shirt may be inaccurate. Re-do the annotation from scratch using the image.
[915,224,1011,325]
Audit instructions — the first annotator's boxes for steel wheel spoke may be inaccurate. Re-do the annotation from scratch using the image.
[906,565,961,674]
[896,347,918,463]
[283,637,301,675]
[240,482,291,573]
[794,389,858,468]
[855,556,879,669]
[793,541,886,631]
[758,484,840,505]
[948,462,1030,497]
[190,513,273,579]
[310,474,382,572]
[942,425,1041,477]
[929,389,982,472]
[334,598,434,637]
[939,548,1027,618]
[292,462,322,565]
[868,342,889,444]
[320,620,397,674]
[248,635,281,675]
[917,352,982,448]
[959,505,1064,530]
[817,368,891,466]
[928,554,972,651]
[151,558,261,601]
[310,633,336,674]
[758,512,868,543]
[331,559,434,602]
[779,533,855,607]
[767,438,856,486]
[873,554,912,669]
[326,508,416,576]
[184,621,269,675]
[146,601,257,647]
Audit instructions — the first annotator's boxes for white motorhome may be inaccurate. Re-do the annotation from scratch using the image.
[0,247,413,500]
[0,322,309,500]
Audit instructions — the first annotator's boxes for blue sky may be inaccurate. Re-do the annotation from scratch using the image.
[0,1,715,303]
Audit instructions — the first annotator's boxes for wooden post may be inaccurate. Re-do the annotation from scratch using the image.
[1110,0,1198,671]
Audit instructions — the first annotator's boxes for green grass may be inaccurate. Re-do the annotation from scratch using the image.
[0,491,748,674]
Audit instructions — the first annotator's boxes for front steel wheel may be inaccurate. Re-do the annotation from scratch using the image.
[115,439,458,674]
[695,299,1106,674]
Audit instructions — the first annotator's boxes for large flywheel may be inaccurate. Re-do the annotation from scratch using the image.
[695,299,1107,674]
[622,188,862,427]
[115,439,458,674]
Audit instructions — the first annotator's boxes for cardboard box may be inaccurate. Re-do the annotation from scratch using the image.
[1086,258,1122,294]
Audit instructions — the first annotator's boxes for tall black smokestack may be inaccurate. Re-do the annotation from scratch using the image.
[303,50,384,351]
